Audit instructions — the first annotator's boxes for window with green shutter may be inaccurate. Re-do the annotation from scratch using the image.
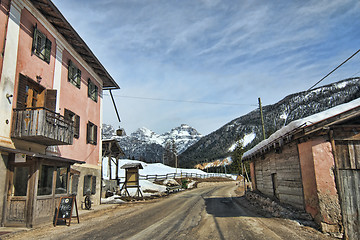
[88,79,98,102]
[86,121,97,145]
[64,109,80,139]
[32,26,52,63]
[68,60,81,89]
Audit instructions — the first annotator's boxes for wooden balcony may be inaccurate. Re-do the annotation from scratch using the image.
[11,108,74,146]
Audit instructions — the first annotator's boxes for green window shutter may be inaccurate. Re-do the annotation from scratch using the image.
[32,27,38,53]
[76,68,81,88]
[86,122,91,144]
[91,176,96,195]
[94,124,98,145]
[44,38,51,63]
[68,61,73,82]
[94,85,98,102]
[87,79,91,98]
[74,115,80,139]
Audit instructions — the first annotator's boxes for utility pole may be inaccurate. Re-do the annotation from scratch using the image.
[258,97,266,140]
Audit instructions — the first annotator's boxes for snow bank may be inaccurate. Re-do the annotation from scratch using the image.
[101,195,126,204]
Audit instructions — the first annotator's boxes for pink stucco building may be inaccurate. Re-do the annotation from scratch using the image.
[0,0,119,227]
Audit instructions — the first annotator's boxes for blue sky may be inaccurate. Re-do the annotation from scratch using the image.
[52,0,360,135]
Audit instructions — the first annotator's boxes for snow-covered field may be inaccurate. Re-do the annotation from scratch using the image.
[101,159,236,203]
[102,158,225,180]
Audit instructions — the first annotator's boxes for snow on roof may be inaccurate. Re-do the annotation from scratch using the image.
[120,163,144,169]
[243,97,360,160]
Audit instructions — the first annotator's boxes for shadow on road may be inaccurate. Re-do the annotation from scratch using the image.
[204,196,259,218]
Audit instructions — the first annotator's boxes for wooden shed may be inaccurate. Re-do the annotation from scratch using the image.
[242,99,360,239]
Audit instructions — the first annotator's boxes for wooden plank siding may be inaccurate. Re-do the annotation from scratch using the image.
[334,140,360,240]
[254,143,304,209]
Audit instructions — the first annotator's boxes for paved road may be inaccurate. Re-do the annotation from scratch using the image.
[4,182,334,240]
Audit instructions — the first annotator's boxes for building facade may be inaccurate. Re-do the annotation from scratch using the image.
[243,100,360,239]
[0,0,119,227]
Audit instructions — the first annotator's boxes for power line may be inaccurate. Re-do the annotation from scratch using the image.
[103,94,257,106]
[307,48,360,91]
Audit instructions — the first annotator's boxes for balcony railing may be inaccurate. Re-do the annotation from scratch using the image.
[11,107,74,146]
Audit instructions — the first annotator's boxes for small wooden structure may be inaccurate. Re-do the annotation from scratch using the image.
[102,139,125,181]
[120,163,143,198]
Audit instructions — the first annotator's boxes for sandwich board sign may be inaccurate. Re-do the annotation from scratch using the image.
[54,195,79,226]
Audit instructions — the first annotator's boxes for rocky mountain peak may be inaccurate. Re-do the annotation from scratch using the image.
[101,124,202,164]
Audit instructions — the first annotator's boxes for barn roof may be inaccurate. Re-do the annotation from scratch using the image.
[242,98,360,161]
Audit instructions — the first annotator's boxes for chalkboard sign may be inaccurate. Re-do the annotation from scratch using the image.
[54,195,79,226]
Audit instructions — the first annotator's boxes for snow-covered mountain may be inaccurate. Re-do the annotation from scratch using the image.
[102,124,202,163]
[179,77,360,168]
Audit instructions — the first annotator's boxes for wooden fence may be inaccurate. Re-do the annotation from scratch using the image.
[138,172,234,182]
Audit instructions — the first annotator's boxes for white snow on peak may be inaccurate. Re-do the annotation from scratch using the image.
[127,124,202,154]
[243,97,360,159]
[335,81,348,89]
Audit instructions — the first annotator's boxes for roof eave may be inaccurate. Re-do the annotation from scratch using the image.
[30,0,120,90]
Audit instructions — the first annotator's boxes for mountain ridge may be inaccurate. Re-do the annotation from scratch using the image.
[102,124,202,163]
[179,77,360,168]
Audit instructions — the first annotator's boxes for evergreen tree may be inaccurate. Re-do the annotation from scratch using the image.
[229,140,245,175]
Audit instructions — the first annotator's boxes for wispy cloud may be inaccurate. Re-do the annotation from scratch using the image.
[53,0,360,135]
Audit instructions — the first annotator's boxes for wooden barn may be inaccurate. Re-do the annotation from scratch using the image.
[242,99,360,239]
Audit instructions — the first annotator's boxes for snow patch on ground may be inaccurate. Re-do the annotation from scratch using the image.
[101,195,126,204]
[103,159,209,180]
[228,132,256,152]
[243,132,256,146]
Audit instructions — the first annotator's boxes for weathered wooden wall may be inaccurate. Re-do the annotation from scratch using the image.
[254,143,304,209]
[334,140,360,240]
